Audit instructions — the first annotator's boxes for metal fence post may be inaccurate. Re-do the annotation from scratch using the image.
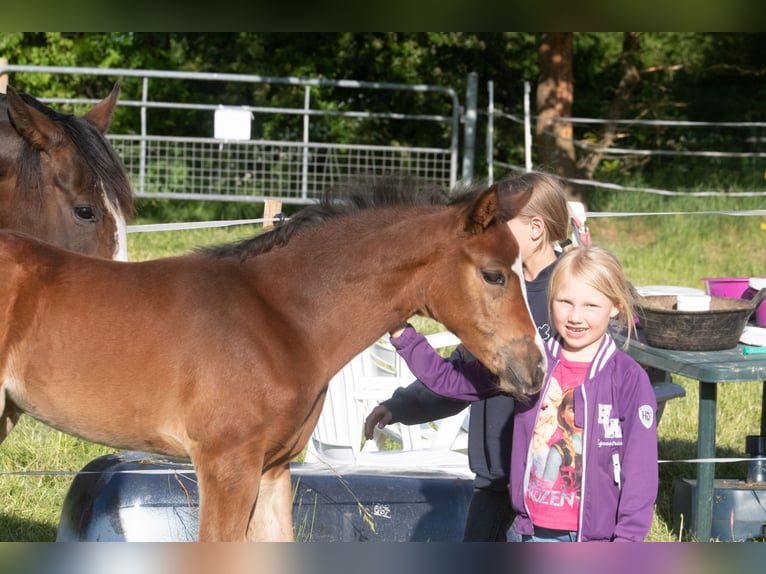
[486,80,494,184]
[139,76,148,196]
[524,81,532,172]
[462,72,478,185]
[302,86,310,201]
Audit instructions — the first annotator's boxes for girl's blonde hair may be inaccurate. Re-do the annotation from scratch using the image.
[548,245,636,344]
[498,171,569,249]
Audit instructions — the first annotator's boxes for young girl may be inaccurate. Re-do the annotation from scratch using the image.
[389,245,658,542]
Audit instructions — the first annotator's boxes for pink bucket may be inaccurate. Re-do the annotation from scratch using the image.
[748,278,766,328]
[702,277,751,299]
[703,277,766,327]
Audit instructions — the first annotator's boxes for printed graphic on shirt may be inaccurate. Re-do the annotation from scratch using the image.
[639,404,654,429]
[538,323,552,341]
[525,360,587,532]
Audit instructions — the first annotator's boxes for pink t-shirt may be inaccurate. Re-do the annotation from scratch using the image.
[524,354,588,531]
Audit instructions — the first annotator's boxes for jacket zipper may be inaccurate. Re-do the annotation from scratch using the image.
[577,383,587,542]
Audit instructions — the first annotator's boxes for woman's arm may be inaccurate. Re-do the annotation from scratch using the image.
[390,325,499,401]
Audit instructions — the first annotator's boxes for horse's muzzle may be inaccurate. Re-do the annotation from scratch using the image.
[496,339,546,398]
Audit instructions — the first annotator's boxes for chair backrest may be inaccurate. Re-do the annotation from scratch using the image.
[305,332,469,467]
[568,201,591,246]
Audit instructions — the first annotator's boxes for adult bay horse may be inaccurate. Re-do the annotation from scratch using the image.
[0,177,545,541]
[0,83,133,259]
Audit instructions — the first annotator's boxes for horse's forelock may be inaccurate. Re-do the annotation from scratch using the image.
[64,115,134,218]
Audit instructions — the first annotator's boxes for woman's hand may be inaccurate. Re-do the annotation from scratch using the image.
[364,405,394,440]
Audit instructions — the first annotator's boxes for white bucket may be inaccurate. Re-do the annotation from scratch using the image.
[676,294,711,312]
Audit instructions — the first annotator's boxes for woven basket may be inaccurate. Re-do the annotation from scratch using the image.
[635,290,765,351]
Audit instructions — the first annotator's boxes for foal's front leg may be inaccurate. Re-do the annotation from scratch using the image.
[193,448,266,541]
[247,463,294,541]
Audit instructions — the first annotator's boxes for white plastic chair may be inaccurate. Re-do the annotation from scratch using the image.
[568,201,591,246]
[304,332,472,476]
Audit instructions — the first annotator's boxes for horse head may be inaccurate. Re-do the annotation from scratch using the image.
[0,83,133,260]
[422,181,547,398]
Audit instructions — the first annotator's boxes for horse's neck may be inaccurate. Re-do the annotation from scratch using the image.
[256,207,445,371]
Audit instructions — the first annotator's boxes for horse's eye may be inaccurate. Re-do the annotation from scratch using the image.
[74,205,97,222]
[482,270,506,286]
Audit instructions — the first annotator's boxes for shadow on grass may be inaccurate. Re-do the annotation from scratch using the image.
[0,513,57,542]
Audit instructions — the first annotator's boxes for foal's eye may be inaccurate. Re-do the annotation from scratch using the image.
[482,270,506,286]
[74,205,97,222]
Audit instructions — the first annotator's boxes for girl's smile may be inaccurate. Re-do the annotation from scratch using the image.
[551,274,620,361]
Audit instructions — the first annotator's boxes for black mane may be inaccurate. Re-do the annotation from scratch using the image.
[1,91,134,217]
[199,175,476,260]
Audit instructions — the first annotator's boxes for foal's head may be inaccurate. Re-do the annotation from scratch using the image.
[419,178,546,397]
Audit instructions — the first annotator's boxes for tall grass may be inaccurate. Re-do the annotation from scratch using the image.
[0,191,763,541]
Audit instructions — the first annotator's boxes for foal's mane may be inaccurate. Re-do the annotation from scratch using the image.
[200,176,487,261]
[0,91,134,217]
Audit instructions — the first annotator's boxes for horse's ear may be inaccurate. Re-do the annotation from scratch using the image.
[83,82,120,134]
[5,85,64,151]
[463,185,501,234]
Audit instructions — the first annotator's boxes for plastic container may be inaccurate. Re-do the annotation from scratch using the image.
[634,293,764,351]
[673,478,766,541]
[743,277,766,328]
[746,435,766,483]
[57,451,474,542]
[676,294,711,312]
[702,277,751,299]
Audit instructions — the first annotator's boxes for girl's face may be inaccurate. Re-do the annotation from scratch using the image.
[551,273,620,361]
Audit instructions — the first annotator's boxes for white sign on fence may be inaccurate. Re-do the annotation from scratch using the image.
[214,107,252,140]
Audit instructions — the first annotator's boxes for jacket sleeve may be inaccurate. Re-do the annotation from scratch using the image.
[612,362,659,542]
[390,325,499,401]
[382,378,469,425]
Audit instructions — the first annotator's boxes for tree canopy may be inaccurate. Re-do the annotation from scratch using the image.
[3,32,765,203]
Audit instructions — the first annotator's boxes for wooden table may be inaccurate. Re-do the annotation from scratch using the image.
[614,332,766,541]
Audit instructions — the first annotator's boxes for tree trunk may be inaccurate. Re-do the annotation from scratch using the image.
[536,33,581,202]
[535,32,643,206]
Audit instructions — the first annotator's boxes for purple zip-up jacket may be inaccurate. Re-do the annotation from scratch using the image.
[391,326,658,542]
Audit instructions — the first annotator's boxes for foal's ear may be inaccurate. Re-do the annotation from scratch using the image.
[5,85,65,151]
[463,185,501,234]
[83,82,120,134]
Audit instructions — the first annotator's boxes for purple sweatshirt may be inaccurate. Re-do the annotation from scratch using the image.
[391,326,658,542]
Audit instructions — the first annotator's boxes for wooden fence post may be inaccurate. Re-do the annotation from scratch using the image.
[263,199,283,230]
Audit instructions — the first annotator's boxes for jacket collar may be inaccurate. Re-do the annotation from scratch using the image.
[546,332,618,381]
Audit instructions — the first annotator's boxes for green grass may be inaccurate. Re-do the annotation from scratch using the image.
[0,193,764,541]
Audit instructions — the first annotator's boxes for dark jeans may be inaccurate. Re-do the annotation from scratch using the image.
[462,487,515,542]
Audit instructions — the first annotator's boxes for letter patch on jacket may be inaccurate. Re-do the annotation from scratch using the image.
[639,404,654,429]
[598,404,622,439]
